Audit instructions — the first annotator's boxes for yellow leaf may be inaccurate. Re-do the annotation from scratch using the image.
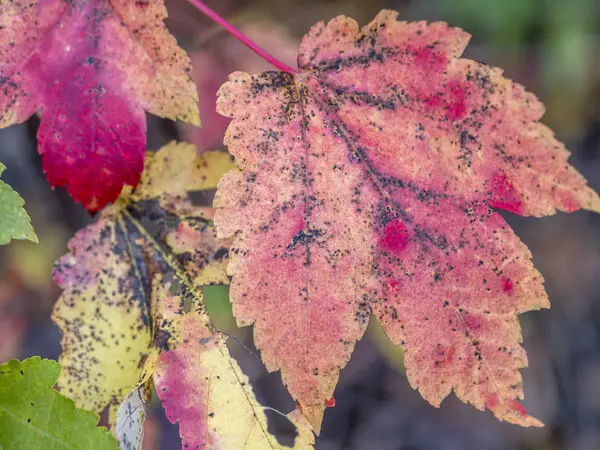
[152,280,314,449]
[130,141,236,201]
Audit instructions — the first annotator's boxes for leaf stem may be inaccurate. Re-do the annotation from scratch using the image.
[185,0,297,75]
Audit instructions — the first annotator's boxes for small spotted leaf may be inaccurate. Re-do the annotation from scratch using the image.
[0,0,199,211]
[0,162,37,245]
[52,142,234,427]
[152,281,315,449]
[0,357,118,449]
[214,10,600,431]
[114,380,152,450]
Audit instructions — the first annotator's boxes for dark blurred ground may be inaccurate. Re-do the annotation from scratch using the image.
[1,0,600,449]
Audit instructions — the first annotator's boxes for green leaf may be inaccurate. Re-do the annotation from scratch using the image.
[0,163,37,245]
[0,357,118,450]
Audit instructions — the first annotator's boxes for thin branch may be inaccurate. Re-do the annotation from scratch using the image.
[185,0,297,74]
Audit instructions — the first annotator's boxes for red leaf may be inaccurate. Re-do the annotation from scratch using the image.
[214,11,600,431]
[0,0,198,211]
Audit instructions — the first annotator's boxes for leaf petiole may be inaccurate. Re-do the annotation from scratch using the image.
[185,0,297,74]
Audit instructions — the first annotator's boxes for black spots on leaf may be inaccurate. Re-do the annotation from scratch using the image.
[118,218,152,325]
[310,47,396,73]
[98,223,112,242]
[153,329,171,350]
[460,130,476,148]
[261,128,279,142]
[312,57,343,73]
[355,33,377,49]
[333,88,398,111]
[415,189,434,203]
[380,176,449,208]
[287,160,308,184]
[380,175,405,190]
[212,247,229,261]
[491,143,526,168]
[0,76,24,115]
[465,69,495,95]
[350,182,365,212]
[415,123,425,141]
[412,226,450,253]
[57,191,227,395]
[286,227,326,252]
[325,247,352,269]
[250,72,295,95]
[354,298,371,327]
[324,85,409,114]
[248,72,301,126]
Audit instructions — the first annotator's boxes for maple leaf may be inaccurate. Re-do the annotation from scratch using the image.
[214,10,600,431]
[0,162,37,245]
[0,0,198,211]
[0,357,118,449]
[52,142,233,425]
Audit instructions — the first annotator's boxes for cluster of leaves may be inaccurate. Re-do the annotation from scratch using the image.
[0,2,599,449]
[51,142,313,449]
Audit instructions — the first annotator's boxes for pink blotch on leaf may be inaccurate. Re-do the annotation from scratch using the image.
[445,81,467,121]
[294,217,307,235]
[503,277,514,294]
[488,173,524,214]
[423,94,444,109]
[556,191,580,213]
[325,397,336,408]
[462,313,482,331]
[386,278,402,291]
[421,80,467,121]
[511,399,528,417]
[155,351,212,448]
[412,46,448,72]
[432,343,455,369]
[486,393,500,411]
[379,220,410,255]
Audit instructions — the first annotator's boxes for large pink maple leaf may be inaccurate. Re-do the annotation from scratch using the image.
[0,0,198,211]
[214,11,600,431]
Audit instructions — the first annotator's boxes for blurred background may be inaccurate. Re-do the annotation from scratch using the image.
[1,0,600,448]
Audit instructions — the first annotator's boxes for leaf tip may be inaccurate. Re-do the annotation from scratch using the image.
[189,111,201,127]
[27,230,39,244]
[489,397,544,428]
[587,190,600,214]
[300,404,325,435]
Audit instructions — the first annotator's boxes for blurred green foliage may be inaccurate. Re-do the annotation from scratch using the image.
[203,285,236,331]
[424,0,599,134]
